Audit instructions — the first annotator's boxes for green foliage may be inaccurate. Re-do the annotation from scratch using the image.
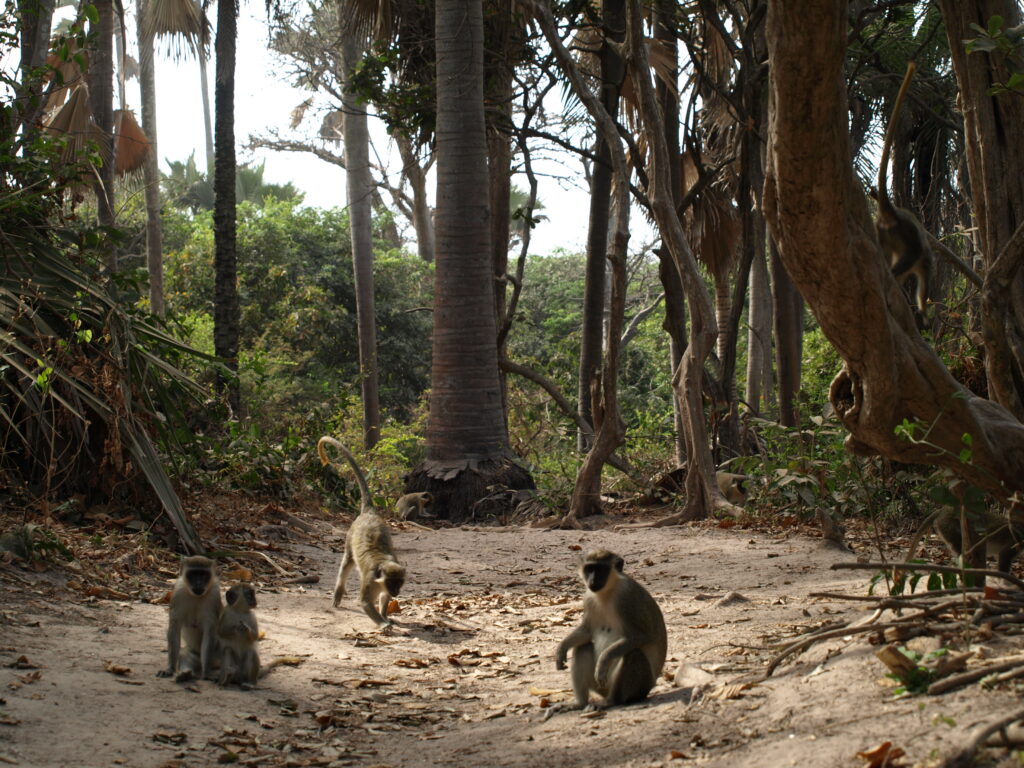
[0,10,206,549]
[162,199,433,442]
[161,153,304,214]
[966,15,1024,95]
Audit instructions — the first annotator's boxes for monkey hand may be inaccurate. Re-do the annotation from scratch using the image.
[594,660,612,689]
[555,649,567,671]
[156,668,174,678]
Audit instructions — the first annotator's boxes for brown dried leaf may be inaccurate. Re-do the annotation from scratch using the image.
[104,661,131,676]
[856,741,908,768]
[6,656,38,670]
[223,566,253,582]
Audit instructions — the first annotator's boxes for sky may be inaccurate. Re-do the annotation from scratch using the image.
[141,6,597,257]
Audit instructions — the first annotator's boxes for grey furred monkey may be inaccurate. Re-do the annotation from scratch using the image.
[394,492,434,522]
[556,549,667,708]
[218,583,260,688]
[317,436,406,628]
[873,61,932,322]
[158,555,222,682]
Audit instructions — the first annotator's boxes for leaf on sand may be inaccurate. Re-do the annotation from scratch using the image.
[706,682,753,700]
[223,566,253,582]
[856,741,908,768]
[104,661,131,676]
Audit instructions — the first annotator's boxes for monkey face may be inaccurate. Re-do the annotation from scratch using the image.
[376,563,405,597]
[185,566,213,596]
[227,584,257,609]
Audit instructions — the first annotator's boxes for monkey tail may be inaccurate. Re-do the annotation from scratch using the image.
[877,61,916,214]
[316,436,375,514]
[258,656,305,679]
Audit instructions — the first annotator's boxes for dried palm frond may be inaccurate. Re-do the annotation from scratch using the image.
[44,84,104,165]
[146,0,209,59]
[43,40,88,113]
[114,109,150,176]
[290,97,313,129]
[320,110,344,143]
[680,151,739,281]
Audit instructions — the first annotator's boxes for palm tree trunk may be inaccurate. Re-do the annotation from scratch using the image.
[411,0,533,520]
[745,236,772,415]
[17,0,54,133]
[213,0,239,411]
[88,0,116,267]
[341,32,381,448]
[136,0,164,316]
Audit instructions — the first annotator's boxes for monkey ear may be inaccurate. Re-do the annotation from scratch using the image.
[614,556,625,572]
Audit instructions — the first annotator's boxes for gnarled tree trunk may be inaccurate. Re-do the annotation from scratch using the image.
[762,1,1024,501]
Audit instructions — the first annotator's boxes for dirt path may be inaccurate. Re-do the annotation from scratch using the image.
[0,520,1019,767]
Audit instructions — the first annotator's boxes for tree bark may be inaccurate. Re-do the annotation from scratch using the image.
[213,0,239,412]
[938,0,1024,421]
[411,0,533,520]
[136,0,164,316]
[16,0,53,133]
[762,1,1024,501]
[341,33,381,449]
[770,239,803,426]
[653,0,688,464]
[88,0,116,263]
[576,0,625,453]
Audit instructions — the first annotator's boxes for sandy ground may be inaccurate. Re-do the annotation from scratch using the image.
[0,514,1021,768]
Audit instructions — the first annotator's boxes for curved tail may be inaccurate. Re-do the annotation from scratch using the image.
[876,61,916,217]
[317,436,374,514]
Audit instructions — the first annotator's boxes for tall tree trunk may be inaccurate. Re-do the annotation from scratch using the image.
[199,48,214,170]
[341,32,381,449]
[745,234,772,415]
[576,0,625,452]
[136,0,164,316]
[213,0,239,412]
[939,0,1024,421]
[410,0,533,520]
[653,0,687,464]
[16,0,53,132]
[763,1,1024,500]
[487,3,514,425]
[395,134,434,263]
[88,0,116,269]
[770,239,803,426]
[619,0,725,520]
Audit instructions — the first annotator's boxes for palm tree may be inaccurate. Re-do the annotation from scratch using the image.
[136,0,164,314]
[88,0,116,268]
[341,29,381,448]
[213,0,239,411]
[408,0,533,518]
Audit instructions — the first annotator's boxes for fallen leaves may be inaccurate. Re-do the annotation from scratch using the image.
[856,741,908,768]
[104,660,131,676]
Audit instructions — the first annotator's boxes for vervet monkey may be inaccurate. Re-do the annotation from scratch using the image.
[394,492,434,522]
[873,61,932,320]
[317,436,406,628]
[716,472,749,505]
[218,583,260,689]
[555,549,667,708]
[904,505,1024,584]
[157,556,222,682]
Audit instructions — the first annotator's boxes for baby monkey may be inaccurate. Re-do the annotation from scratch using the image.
[158,555,222,682]
[218,583,260,689]
[394,492,434,522]
[556,549,667,708]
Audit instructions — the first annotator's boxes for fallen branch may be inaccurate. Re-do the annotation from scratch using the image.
[208,549,293,576]
[939,708,1024,768]
[928,654,1024,695]
[830,561,1024,593]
